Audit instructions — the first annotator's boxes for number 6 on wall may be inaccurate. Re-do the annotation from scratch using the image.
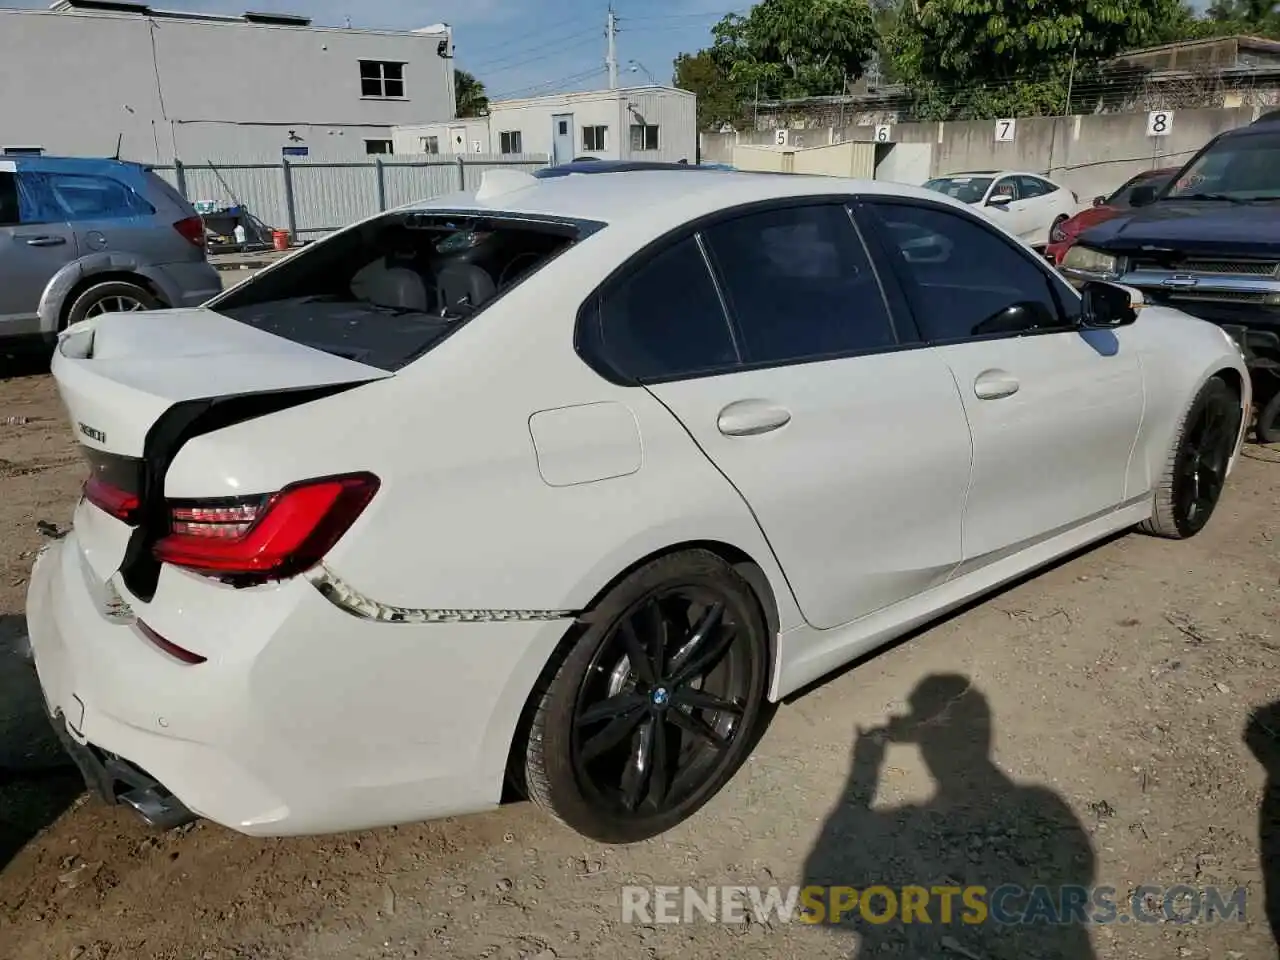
[875,124,892,143]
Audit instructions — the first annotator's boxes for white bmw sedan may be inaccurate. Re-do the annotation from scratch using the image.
[27,166,1249,844]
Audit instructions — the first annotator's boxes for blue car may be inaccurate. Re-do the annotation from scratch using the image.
[1,156,220,342]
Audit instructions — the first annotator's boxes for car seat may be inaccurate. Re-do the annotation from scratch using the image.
[435,262,497,313]
[350,258,431,311]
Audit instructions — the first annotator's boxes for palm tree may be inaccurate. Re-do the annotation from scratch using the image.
[455,69,490,118]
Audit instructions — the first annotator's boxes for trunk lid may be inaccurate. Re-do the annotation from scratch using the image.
[54,307,391,587]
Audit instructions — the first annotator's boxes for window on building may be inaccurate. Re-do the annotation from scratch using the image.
[630,124,659,151]
[365,139,394,155]
[500,131,523,155]
[2,146,43,156]
[582,125,608,151]
[360,60,406,98]
[421,135,440,155]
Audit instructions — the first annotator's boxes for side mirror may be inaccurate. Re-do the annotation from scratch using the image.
[987,194,1013,207]
[1128,184,1157,208]
[1092,195,1107,207]
[1081,281,1139,329]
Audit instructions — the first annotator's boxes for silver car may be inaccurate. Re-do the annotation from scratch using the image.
[0,155,221,341]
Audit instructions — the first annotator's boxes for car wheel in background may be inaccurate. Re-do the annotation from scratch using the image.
[1141,376,1243,539]
[1256,389,1280,445]
[523,549,770,843]
[65,281,160,329]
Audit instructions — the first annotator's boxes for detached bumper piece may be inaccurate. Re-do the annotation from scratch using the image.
[51,712,198,830]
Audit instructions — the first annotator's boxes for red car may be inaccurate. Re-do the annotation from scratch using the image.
[1045,167,1178,264]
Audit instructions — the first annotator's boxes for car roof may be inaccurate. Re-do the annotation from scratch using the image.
[932,170,1052,179]
[1219,116,1280,139]
[533,159,704,178]
[1,155,150,175]
[408,169,977,231]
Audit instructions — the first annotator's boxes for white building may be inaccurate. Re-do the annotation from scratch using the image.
[0,0,456,164]
[394,86,698,165]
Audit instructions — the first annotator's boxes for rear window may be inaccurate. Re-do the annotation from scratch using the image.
[923,176,993,204]
[209,211,593,371]
[143,170,196,213]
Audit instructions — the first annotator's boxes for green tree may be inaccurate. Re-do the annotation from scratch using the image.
[881,0,1191,118]
[889,0,1185,84]
[455,69,489,118]
[710,0,879,100]
[673,49,744,130]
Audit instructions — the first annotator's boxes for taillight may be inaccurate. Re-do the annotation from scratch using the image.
[153,473,379,582]
[173,215,206,248]
[84,475,140,523]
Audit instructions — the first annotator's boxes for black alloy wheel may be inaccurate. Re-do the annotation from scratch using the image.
[523,551,769,843]
[1169,378,1241,536]
[1142,376,1242,540]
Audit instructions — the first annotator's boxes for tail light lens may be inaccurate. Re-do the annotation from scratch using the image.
[153,473,379,582]
[173,215,206,248]
[84,475,141,523]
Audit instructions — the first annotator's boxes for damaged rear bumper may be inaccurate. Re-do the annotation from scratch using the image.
[50,711,197,829]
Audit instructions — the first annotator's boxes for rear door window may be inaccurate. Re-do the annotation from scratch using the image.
[211,211,594,371]
[701,203,898,363]
[42,173,155,220]
[588,235,738,381]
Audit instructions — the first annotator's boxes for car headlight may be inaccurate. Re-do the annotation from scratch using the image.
[1062,245,1120,277]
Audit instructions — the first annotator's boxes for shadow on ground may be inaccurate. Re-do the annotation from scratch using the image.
[1245,698,1280,951]
[802,673,1098,959]
[0,342,52,381]
[0,614,82,871]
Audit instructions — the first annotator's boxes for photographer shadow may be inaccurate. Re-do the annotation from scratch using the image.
[1244,699,1280,950]
[801,673,1097,959]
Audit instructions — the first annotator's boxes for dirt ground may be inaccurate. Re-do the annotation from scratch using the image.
[1,351,1279,960]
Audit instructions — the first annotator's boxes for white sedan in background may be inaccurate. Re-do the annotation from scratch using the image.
[27,165,1248,846]
[924,170,1081,247]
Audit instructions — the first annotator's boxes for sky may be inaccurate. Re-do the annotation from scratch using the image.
[6,0,748,99]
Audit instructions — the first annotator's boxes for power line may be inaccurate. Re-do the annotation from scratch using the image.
[469,32,602,76]
[465,28,600,72]
[489,67,609,101]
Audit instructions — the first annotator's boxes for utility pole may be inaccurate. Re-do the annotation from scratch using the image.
[606,5,619,90]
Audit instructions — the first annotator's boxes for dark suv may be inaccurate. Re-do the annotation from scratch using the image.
[1057,115,1280,440]
[0,156,220,342]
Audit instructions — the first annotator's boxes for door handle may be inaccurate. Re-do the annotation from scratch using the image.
[16,235,67,247]
[973,370,1020,400]
[716,399,792,437]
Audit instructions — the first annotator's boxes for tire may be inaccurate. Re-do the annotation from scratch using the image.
[1140,376,1242,540]
[523,549,769,843]
[1256,389,1280,445]
[64,280,160,329]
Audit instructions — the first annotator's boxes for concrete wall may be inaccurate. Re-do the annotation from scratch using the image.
[0,8,454,165]
[701,106,1262,199]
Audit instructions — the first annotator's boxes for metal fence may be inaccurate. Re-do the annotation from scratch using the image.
[151,153,551,241]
